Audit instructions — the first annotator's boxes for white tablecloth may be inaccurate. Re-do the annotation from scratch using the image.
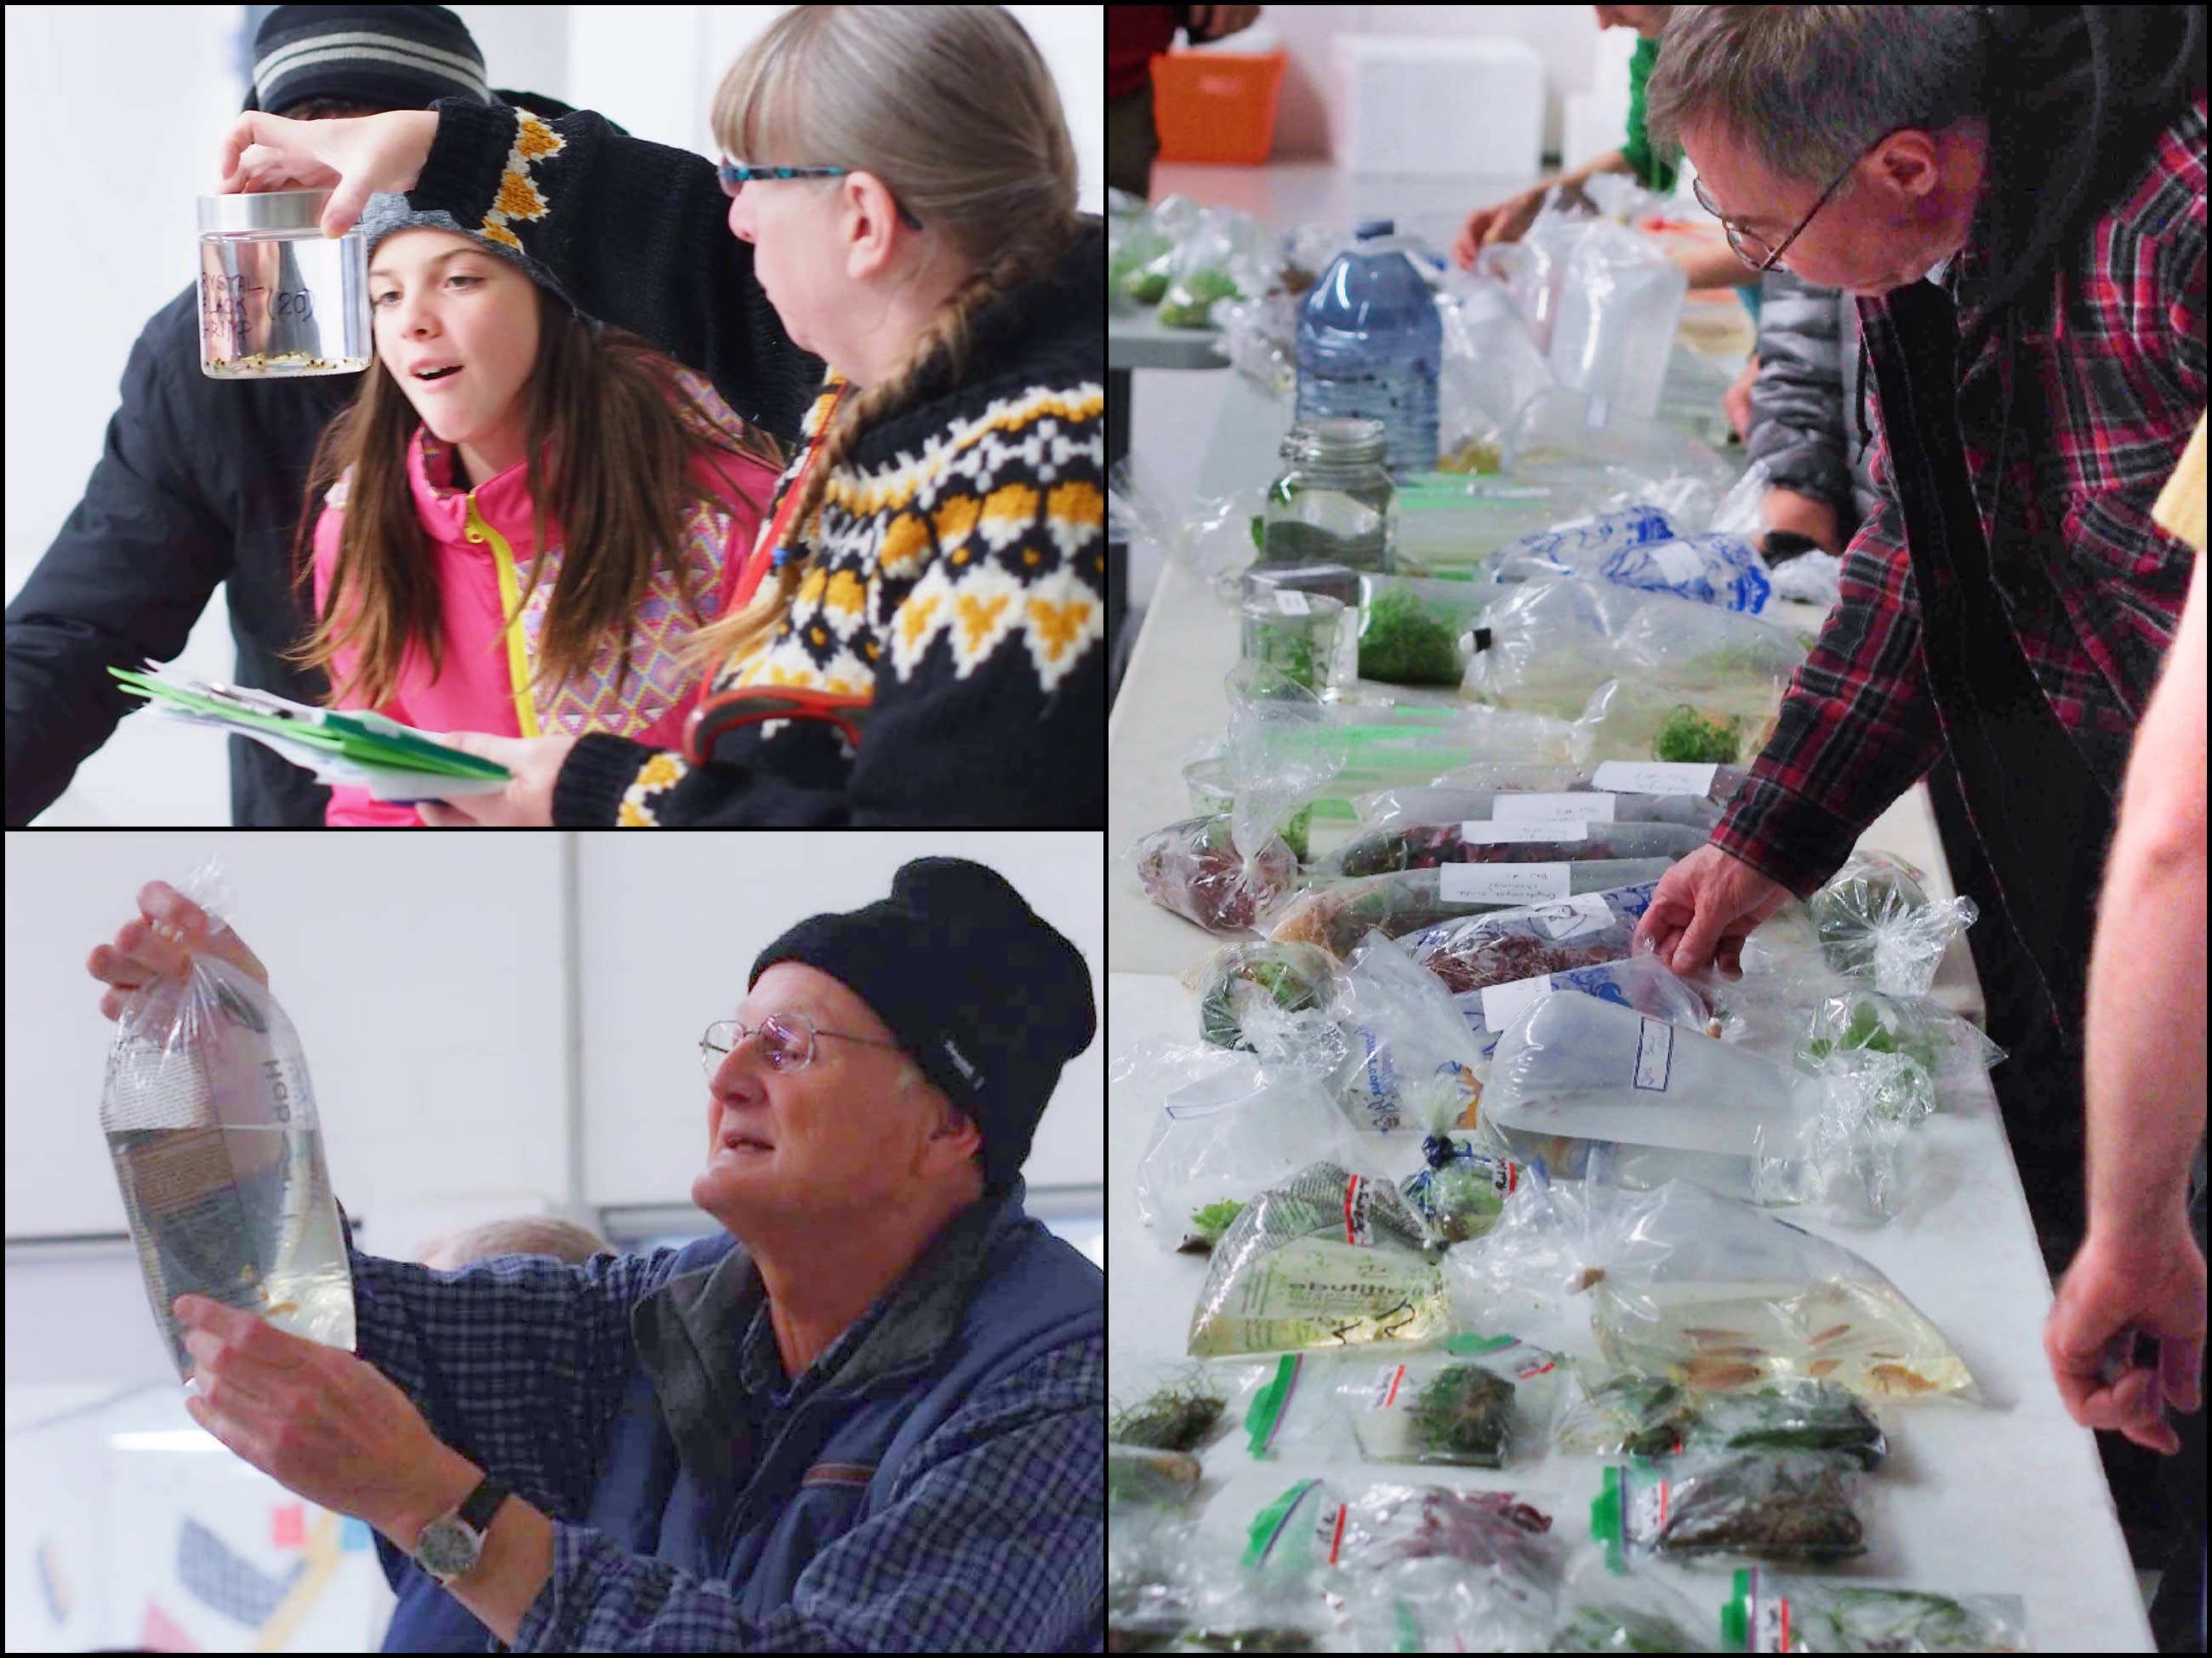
[1107,971,2152,1652]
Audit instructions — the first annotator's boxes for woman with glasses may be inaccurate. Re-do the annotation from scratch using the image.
[219,6,1103,830]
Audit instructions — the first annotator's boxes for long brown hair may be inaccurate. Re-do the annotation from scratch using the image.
[677,3,1084,677]
[288,279,784,710]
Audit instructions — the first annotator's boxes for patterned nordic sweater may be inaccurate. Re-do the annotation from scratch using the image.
[401,99,1103,827]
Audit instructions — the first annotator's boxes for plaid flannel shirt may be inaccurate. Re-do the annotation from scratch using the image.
[346,1204,1104,1652]
[1717,90,2208,895]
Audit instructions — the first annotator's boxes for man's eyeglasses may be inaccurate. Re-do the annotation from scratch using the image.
[700,1012,905,1076]
[715,161,925,231]
[1693,144,1867,272]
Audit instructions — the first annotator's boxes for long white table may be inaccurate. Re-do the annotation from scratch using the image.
[1107,971,2152,1653]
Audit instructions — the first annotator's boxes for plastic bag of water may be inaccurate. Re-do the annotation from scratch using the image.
[100,858,354,1382]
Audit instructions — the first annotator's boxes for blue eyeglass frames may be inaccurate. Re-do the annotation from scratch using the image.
[716,162,925,231]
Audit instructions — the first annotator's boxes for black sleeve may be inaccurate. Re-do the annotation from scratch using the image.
[408,98,827,446]
[4,313,234,825]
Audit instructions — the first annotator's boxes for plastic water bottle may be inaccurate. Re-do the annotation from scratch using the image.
[1296,219,1443,477]
[102,917,355,1384]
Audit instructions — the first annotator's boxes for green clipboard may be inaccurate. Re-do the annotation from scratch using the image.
[107,665,512,781]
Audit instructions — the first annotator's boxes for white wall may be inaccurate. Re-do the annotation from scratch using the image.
[3,4,1102,826]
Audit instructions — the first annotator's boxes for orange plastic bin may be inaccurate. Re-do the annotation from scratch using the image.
[1149,48,1287,165]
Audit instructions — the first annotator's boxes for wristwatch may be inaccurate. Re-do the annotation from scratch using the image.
[411,1472,516,1587]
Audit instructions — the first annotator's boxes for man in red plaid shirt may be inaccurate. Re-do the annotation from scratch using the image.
[1634,9,2204,1639]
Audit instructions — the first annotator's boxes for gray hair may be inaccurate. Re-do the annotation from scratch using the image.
[1645,6,1988,186]
[420,1216,614,1271]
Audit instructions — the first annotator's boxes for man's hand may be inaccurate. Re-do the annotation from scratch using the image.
[415,732,579,827]
[1186,5,1262,43]
[2044,1216,2206,1454]
[87,880,268,1022]
[1633,843,1793,975]
[217,109,440,238]
[174,1294,477,1536]
[1764,487,1844,556]
[1725,353,1759,442]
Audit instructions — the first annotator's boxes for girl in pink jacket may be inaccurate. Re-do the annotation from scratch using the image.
[293,207,783,825]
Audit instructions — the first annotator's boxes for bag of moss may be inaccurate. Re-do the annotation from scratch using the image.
[1327,929,1488,1141]
[1337,1334,1565,1468]
[1593,1453,1867,1570]
[1553,1549,1720,1652]
[1110,1348,1280,1454]
[1357,573,1490,686]
[1809,852,1979,996]
[1269,861,1676,961]
[1720,1568,2032,1653]
[1184,939,1342,1055]
[1189,1162,1448,1358]
[1127,1041,1368,1253]
[1555,1367,1887,1469]
[1313,815,1708,880]
[1108,1443,1204,1508]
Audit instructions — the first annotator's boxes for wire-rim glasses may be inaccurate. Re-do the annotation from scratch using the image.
[699,1012,905,1076]
[1693,145,1865,272]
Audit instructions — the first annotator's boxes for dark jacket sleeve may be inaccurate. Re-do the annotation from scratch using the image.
[1747,268,1856,516]
[408,98,826,446]
[4,309,234,825]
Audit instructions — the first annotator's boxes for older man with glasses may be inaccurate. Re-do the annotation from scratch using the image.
[88,856,1102,1651]
[1628,9,2206,1644]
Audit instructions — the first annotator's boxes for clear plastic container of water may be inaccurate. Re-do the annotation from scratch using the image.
[100,884,355,1383]
[1296,219,1443,476]
[197,189,372,379]
[1545,221,1687,419]
[1263,419,1397,573]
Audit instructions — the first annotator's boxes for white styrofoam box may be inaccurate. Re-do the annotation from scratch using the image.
[1564,88,1631,177]
[1331,34,1545,178]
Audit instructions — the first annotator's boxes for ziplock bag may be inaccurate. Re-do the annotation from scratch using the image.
[1721,1568,2032,1653]
[1462,578,1807,717]
[1553,1547,1720,1652]
[1109,1347,1279,1453]
[1314,816,1708,880]
[1189,1162,1448,1357]
[1475,1177,1979,1400]
[1109,1443,1204,1507]
[1341,1334,1565,1468]
[1810,852,1978,995]
[1129,1043,1371,1252]
[102,857,356,1384]
[1269,861,1675,961]
[1593,1453,1867,1568]
[1343,1554,1562,1654]
[1357,572,1491,686]
[1185,939,1343,1056]
[1554,1365,1886,1470]
[1402,880,1662,994]
[1327,928,1488,1139]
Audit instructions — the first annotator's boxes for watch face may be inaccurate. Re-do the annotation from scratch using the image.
[418,1518,477,1580]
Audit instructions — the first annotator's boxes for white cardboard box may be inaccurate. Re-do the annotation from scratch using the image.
[1331,33,1545,177]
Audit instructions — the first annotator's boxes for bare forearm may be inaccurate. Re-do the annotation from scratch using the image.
[1559,147,1631,190]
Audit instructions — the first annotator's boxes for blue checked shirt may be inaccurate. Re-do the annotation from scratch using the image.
[348,1185,1105,1651]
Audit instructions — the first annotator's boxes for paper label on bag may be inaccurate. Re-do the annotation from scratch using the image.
[1460,818,1588,844]
[1274,589,1311,616]
[1633,1017,1676,1091]
[1626,1473,1668,1544]
[1593,761,1720,795]
[1367,1362,1410,1411]
[1646,539,1708,584]
[1499,891,1617,942]
[1442,863,1574,905]
[1479,973,1554,1031]
[1492,791,1616,824]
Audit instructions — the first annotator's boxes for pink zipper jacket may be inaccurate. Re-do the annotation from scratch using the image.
[311,367,781,825]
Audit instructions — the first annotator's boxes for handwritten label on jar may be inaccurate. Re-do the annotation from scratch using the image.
[1593,761,1720,795]
[1492,792,1616,824]
[1441,863,1573,906]
[1274,590,1311,616]
[1460,819,1588,845]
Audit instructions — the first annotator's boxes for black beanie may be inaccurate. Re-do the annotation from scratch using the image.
[750,859,1097,1191]
[243,6,493,115]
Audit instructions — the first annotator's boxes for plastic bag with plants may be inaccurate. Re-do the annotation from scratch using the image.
[1126,1040,1368,1254]
[1325,928,1489,1141]
[1552,1365,1887,1470]
[1593,1452,1868,1568]
[1551,1548,1720,1652]
[1156,203,1281,328]
[1354,760,1751,832]
[1131,812,1300,934]
[1341,1334,1566,1470]
[1184,939,1342,1056]
[1357,573,1491,687]
[1271,862,1674,964]
[1312,815,1709,880]
[1576,679,1788,767]
[1402,881,1663,996]
[1188,1161,1448,1358]
[1796,989,2008,1114]
[1719,1568,2032,1654]
[1808,852,1979,996]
